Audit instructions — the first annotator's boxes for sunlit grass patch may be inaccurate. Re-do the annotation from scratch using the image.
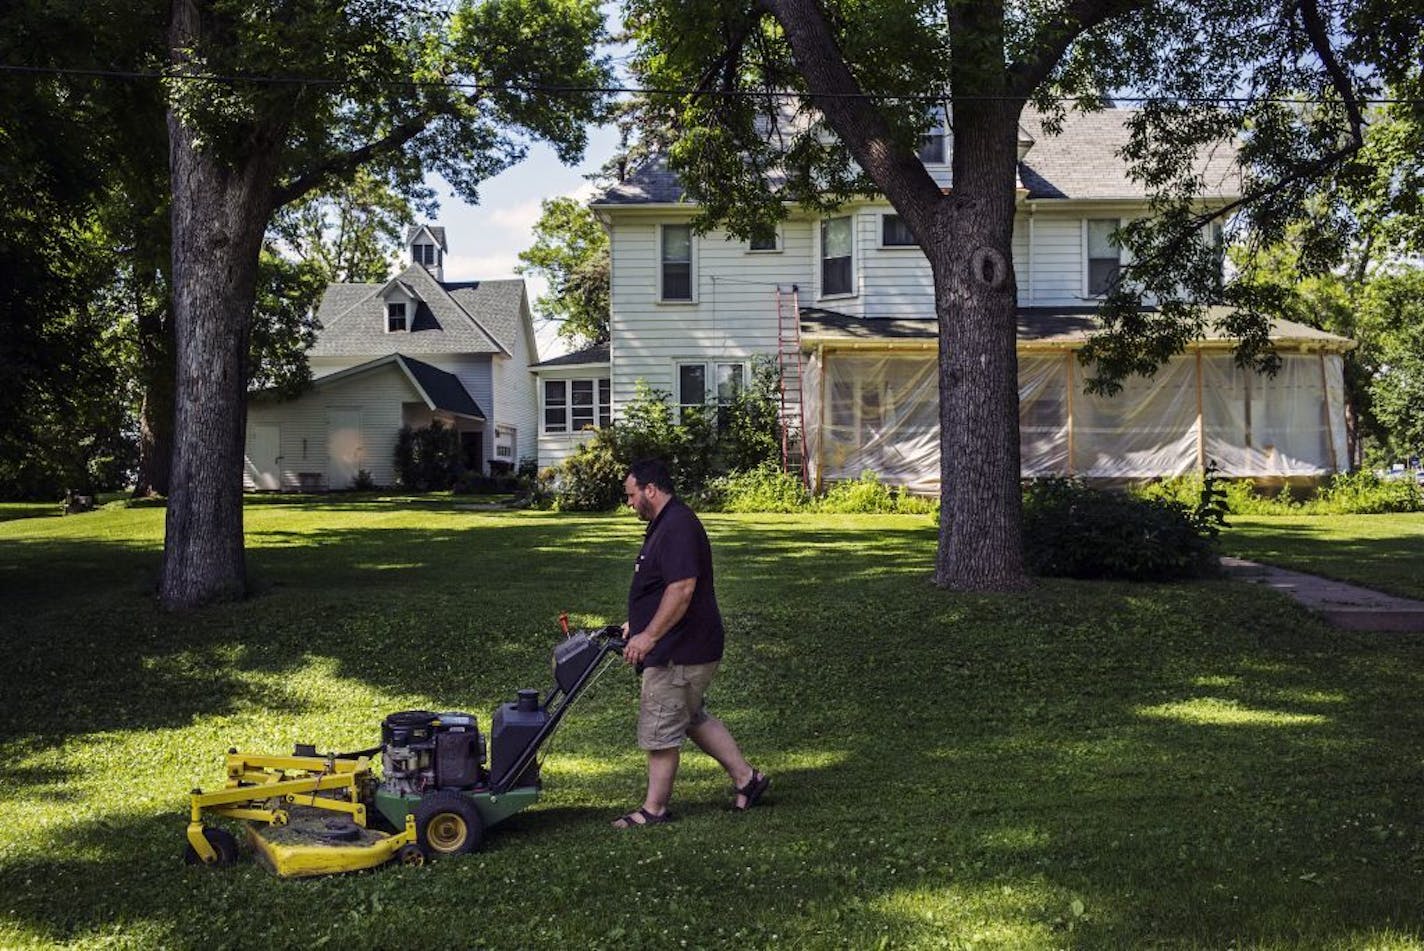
[1138,697,1330,728]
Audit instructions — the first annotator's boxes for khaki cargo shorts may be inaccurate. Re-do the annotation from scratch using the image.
[638,661,719,751]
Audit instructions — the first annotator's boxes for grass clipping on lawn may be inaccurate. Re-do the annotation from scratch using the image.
[0,502,1422,950]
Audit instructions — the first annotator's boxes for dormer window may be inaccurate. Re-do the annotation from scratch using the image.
[387,302,408,333]
[412,243,440,268]
[917,107,947,164]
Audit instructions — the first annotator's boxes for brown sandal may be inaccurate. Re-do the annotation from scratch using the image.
[612,806,674,829]
[733,771,770,811]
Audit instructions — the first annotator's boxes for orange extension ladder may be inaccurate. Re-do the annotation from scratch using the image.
[775,285,809,488]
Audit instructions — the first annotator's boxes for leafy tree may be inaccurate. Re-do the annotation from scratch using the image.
[271,170,422,285]
[157,0,611,607]
[517,196,611,345]
[622,0,1422,590]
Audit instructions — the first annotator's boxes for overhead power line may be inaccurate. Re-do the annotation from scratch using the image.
[0,62,1418,106]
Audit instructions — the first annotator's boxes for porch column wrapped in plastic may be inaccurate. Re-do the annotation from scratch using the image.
[1200,352,1340,475]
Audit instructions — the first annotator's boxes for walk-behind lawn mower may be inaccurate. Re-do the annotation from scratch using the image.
[184,624,626,877]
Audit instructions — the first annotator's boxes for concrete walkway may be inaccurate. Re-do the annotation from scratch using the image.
[1221,556,1424,632]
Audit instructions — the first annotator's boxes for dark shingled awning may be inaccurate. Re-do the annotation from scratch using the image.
[397,355,485,419]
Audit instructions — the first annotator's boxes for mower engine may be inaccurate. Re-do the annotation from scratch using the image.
[379,710,487,797]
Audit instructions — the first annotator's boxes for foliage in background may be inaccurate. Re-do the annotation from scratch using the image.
[394,423,463,492]
[816,471,939,515]
[548,378,781,510]
[270,170,422,286]
[1022,478,1222,581]
[1138,469,1423,515]
[516,196,611,347]
[703,465,811,513]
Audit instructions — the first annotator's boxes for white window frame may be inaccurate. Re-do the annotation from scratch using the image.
[878,213,920,249]
[746,224,782,254]
[657,223,696,304]
[1083,218,1124,298]
[917,107,948,164]
[819,215,856,300]
[386,301,409,333]
[675,359,748,422]
[412,242,441,268]
[541,377,611,434]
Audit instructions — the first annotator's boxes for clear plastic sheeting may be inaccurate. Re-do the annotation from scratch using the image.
[1201,353,1340,476]
[1071,355,1200,477]
[803,349,1348,490]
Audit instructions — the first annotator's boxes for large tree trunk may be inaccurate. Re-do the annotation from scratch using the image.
[931,99,1029,590]
[159,0,279,609]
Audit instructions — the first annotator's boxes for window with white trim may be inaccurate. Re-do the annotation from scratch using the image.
[386,302,408,333]
[917,108,947,164]
[660,224,693,301]
[543,378,611,433]
[748,225,779,252]
[677,361,746,422]
[412,242,440,267]
[821,216,853,296]
[881,214,918,248]
[1085,218,1122,296]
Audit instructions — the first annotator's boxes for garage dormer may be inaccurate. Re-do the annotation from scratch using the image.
[383,280,419,333]
[406,224,448,281]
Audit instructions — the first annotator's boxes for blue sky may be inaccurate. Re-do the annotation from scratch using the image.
[428,122,622,361]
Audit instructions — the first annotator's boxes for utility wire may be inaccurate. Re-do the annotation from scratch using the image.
[1,63,1418,106]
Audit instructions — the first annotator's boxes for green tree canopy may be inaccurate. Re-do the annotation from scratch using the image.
[517,196,611,346]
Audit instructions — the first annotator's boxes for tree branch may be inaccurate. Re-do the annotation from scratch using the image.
[1297,0,1364,142]
[1006,0,1146,100]
[755,0,943,221]
[270,112,436,210]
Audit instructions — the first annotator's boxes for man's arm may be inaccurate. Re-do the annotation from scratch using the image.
[623,578,696,666]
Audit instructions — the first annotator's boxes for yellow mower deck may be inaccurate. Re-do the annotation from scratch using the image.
[247,807,418,878]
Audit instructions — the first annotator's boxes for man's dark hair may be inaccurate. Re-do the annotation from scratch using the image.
[628,458,676,495]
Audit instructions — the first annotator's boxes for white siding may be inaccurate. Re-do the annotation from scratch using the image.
[1027,212,1090,306]
[609,216,813,408]
[533,364,610,469]
[244,364,422,490]
[491,296,539,469]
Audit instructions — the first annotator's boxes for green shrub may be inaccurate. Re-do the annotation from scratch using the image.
[1134,472,1299,515]
[705,465,811,513]
[817,471,938,515]
[554,429,624,511]
[394,422,462,491]
[1023,478,1220,581]
[1316,470,1423,514]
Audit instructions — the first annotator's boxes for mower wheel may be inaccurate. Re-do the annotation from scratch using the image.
[397,844,426,868]
[184,827,239,867]
[413,791,484,858]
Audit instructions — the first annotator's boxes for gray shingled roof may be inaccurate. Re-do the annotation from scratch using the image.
[799,306,1353,350]
[404,225,448,249]
[593,107,1241,205]
[530,342,610,368]
[306,354,485,418]
[311,265,516,358]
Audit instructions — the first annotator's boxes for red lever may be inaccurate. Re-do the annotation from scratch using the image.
[558,611,570,636]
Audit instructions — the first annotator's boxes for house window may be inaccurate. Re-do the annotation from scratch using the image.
[881,214,918,248]
[543,378,610,433]
[748,226,779,252]
[413,242,440,267]
[544,380,568,432]
[917,108,947,163]
[387,302,408,333]
[660,224,693,301]
[678,361,745,421]
[821,216,853,296]
[1086,219,1122,296]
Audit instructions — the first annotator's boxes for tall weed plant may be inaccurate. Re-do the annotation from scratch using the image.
[1136,469,1423,515]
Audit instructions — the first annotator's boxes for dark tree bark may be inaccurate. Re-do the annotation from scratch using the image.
[158,0,281,608]
[762,0,1029,589]
[133,277,174,498]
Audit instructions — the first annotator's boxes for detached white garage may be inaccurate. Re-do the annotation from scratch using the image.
[244,353,486,491]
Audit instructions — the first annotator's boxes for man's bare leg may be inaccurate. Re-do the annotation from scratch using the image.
[688,716,758,804]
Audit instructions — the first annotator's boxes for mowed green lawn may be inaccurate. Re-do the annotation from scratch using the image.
[1223,513,1424,601]
[2,500,1422,949]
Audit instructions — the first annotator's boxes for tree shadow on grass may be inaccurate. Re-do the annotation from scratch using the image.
[3,509,1423,946]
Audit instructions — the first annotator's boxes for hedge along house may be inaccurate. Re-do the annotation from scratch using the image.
[589,107,1354,493]
[244,225,540,490]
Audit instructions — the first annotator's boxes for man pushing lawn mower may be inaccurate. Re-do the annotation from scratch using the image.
[614,458,771,829]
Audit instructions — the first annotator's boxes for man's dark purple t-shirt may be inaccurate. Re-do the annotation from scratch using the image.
[628,498,724,668]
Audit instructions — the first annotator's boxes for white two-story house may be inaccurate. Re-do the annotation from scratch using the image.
[244,226,539,490]
[534,107,1352,492]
